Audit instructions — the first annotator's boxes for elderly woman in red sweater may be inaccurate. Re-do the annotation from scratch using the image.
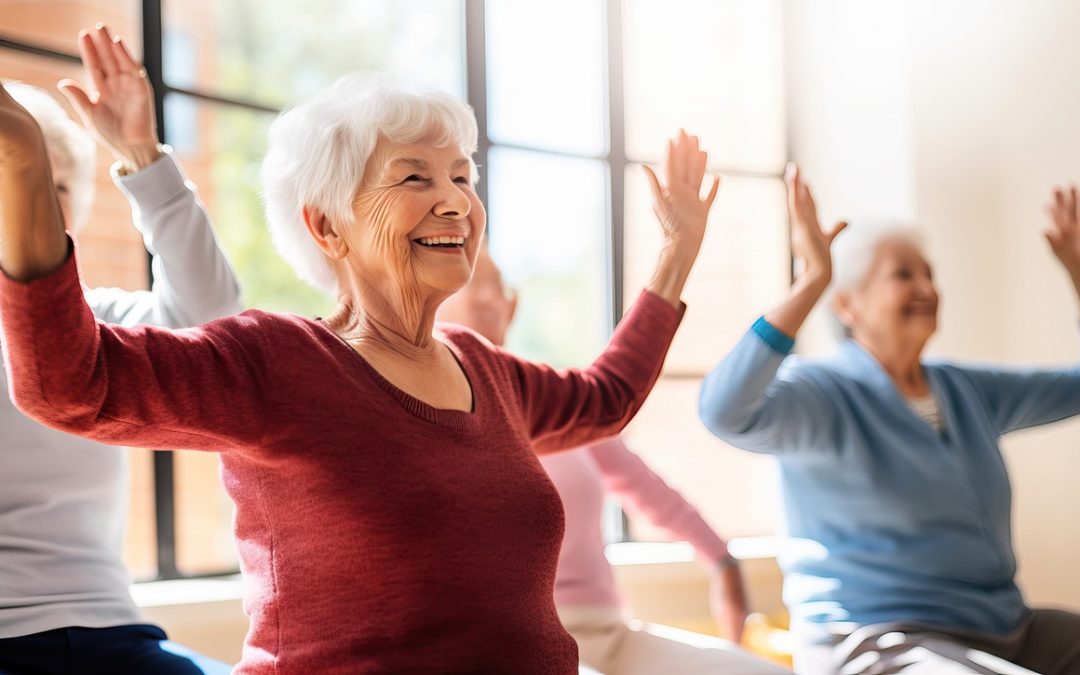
[0,67,717,674]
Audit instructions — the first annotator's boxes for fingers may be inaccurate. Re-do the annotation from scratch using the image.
[704,175,720,210]
[110,35,142,74]
[76,30,107,95]
[91,24,120,79]
[828,220,849,244]
[57,80,94,122]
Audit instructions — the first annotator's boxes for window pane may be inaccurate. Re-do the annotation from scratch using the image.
[623,378,781,541]
[486,147,609,367]
[623,169,789,374]
[0,1,139,57]
[486,0,606,155]
[176,453,238,575]
[623,0,785,172]
[123,449,158,580]
[163,0,465,108]
[166,94,334,317]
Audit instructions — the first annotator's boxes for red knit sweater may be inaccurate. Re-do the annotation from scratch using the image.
[0,250,683,674]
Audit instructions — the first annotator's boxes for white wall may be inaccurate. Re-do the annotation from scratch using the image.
[785,0,1080,609]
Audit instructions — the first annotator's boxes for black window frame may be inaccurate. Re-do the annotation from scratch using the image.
[1,0,788,579]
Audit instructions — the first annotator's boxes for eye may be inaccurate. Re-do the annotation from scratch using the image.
[453,176,470,185]
[55,183,70,195]
[403,174,428,184]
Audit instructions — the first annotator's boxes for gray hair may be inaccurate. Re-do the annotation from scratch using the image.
[261,74,479,296]
[828,220,927,335]
[8,83,96,232]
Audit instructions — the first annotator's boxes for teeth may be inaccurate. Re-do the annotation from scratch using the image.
[417,236,466,246]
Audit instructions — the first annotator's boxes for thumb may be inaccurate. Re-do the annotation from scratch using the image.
[828,220,849,244]
[642,163,665,205]
[57,80,94,123]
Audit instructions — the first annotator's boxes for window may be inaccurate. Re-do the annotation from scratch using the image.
[621,0,788,541]
[1,0,790,581]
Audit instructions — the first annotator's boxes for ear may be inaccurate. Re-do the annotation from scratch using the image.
[302,206,348,260]
[832,290,856,330]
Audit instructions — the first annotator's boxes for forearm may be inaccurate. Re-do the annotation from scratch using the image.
[525,291,683,453]
[763,271,829,339]
[647,243,696,309]
[120,152,243,325]
[0,161,68,281]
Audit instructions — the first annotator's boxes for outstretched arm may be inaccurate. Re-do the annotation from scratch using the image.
[62,24,243,326]
[699,166,842,454]
[510,132,718,453]
[958,185,1080,435]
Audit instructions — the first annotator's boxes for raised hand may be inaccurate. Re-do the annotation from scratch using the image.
[641,130,720,307]
[0,81,68,280]
[786,163,846,284]
[643,129,720,255]
[0,81,49,175]
[1045,185,1080,282]
[58,24,161,171]
[760,165,847,338]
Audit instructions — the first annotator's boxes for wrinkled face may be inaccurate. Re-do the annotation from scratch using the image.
[436,247,516,346]
[836,238,940,349]
[343,135,485,310]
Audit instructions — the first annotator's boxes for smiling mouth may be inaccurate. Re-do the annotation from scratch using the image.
[413,236,466,249]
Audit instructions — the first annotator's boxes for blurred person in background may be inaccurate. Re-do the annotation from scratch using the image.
[0,25,239,674]
[699,165,1080,675]
[438,244,790,675]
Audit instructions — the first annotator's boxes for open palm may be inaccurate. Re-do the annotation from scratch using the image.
[1045,185,1080,277]
[643,130,720,253]
[787,163,846,280]
[58,25,157,163]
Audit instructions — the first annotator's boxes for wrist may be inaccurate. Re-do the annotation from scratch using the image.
[648,246,694,308]
[117,142,163,173]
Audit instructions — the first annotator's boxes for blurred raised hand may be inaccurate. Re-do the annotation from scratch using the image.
[59,24,161,171]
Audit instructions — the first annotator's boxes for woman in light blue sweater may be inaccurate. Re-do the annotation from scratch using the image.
[699,165,1080,675]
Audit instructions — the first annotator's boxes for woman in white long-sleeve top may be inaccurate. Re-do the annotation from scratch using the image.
[0,26,239,674]
[698,165,1080,675]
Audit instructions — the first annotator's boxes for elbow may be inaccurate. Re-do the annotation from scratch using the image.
[9,380,102,434]
[697,376,744,440]
[698,397,742,441]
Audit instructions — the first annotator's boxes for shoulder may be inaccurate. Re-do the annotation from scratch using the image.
[436,322,502,363]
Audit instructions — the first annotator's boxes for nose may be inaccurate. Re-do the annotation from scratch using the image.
[433,177,471,220]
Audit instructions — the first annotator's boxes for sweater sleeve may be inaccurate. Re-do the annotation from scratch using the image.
[588,437,729,566]
[85,149,243,328]
[501,290,683,455]
[698,317,838,455]
[956,344,1080,435]
[1,245,270,452]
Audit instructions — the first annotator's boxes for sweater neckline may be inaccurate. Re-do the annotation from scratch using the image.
[311,319,478,430]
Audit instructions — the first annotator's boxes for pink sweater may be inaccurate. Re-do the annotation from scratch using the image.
[541,438,729,608]
[0,248,683,675]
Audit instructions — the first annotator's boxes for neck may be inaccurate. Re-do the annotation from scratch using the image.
[854,332,928,395]
[325,276,448,362]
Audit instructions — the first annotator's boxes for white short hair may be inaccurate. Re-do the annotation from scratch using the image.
[8,83,96,231]
[261,74,479,296]
[828,220,927,335]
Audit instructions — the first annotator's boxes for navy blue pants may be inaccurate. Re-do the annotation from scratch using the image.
[0,624,231,675]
